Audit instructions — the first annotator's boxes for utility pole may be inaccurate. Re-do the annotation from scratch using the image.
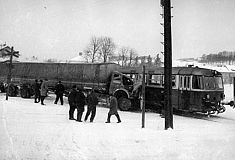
[0,46,20,100]
[6,47,15,100]
[141,65,146,128]
[162,0,173,129]
[234,77,235,108]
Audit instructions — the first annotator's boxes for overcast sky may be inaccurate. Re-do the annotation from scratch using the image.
[0,0,235,61]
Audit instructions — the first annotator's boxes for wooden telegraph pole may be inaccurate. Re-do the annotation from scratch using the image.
[234,77,235,108]
[0,46,20,100]
[141,65,146,128]
[163,0,173,129]
[6,47,14,100]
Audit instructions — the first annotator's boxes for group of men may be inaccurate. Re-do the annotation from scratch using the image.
[68,85,121,123]
[68,85,98,122]
[33,80,121,123]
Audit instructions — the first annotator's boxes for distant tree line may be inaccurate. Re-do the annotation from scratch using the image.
[83,36,162,67]
[199,51,235,65]
[0,37,162,67]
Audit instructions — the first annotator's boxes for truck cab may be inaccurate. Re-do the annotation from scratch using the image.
[108,71,134,111]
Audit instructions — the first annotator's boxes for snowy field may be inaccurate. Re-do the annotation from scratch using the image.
[1,92,235,160]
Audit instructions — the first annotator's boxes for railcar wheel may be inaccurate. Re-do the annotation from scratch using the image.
[118,97,131,111]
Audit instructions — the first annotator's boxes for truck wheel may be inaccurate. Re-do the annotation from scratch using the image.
[9,85,17,97]
[118,97,131,111]
[20,89,27,98]
[20,89,30,98]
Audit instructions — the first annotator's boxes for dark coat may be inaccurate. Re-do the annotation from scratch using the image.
[33,82,40,94]
[55,83,65,95]
[87,92,98,107]
[76,90,86,108]
[108,96,118,115]
[68,88,77,106]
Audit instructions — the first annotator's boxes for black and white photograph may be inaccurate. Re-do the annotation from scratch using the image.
[1,0,235,159]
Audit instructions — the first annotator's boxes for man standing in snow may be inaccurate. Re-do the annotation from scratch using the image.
[84,89,98,122]
[40,79,48,105]
[76,87,86,122]
[68,85,77,120]
[33,79,41,103]
[105,95,121,123]
[54,81,65,105]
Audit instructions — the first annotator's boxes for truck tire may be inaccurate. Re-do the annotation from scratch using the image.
[8,85,18,97]
[20,88,31,98]
[118,97,131,111]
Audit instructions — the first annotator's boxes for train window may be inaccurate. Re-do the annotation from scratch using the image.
[204,77,216,89]
[149,74,161,86]
[179,76,183,88]
[158,75,175,87]
[183,76,190,89]
[172,75,176,88]
[215,77,223,89]
[192,75,203,89]
[179,76,190,89]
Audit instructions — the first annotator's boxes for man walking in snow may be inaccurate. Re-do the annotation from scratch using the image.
[105,95,121,123]
[54,81,65,105]
[84,89,98,122]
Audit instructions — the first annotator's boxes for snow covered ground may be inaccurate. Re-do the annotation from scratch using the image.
[224,84,234,103]
[1,92,235,160]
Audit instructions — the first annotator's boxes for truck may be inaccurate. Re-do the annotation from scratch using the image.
[0,62,136,111]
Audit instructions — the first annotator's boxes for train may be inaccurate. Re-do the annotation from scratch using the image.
[121,66,234,115]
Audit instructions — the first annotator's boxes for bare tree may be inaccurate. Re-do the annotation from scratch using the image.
[83,36,101,63]
[119,47,129,67]
[99,37,115,63]
[134,56,139,66]
[147,55,152,66]
[128,48,137,66]
[140,56,147,65]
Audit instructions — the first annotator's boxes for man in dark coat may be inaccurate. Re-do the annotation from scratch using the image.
[84,90,98,122]
[105,95,121,123]
[68,85,77,120]
[33,79,41,103]
[76,87,86,122]
[54,81,65,105]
